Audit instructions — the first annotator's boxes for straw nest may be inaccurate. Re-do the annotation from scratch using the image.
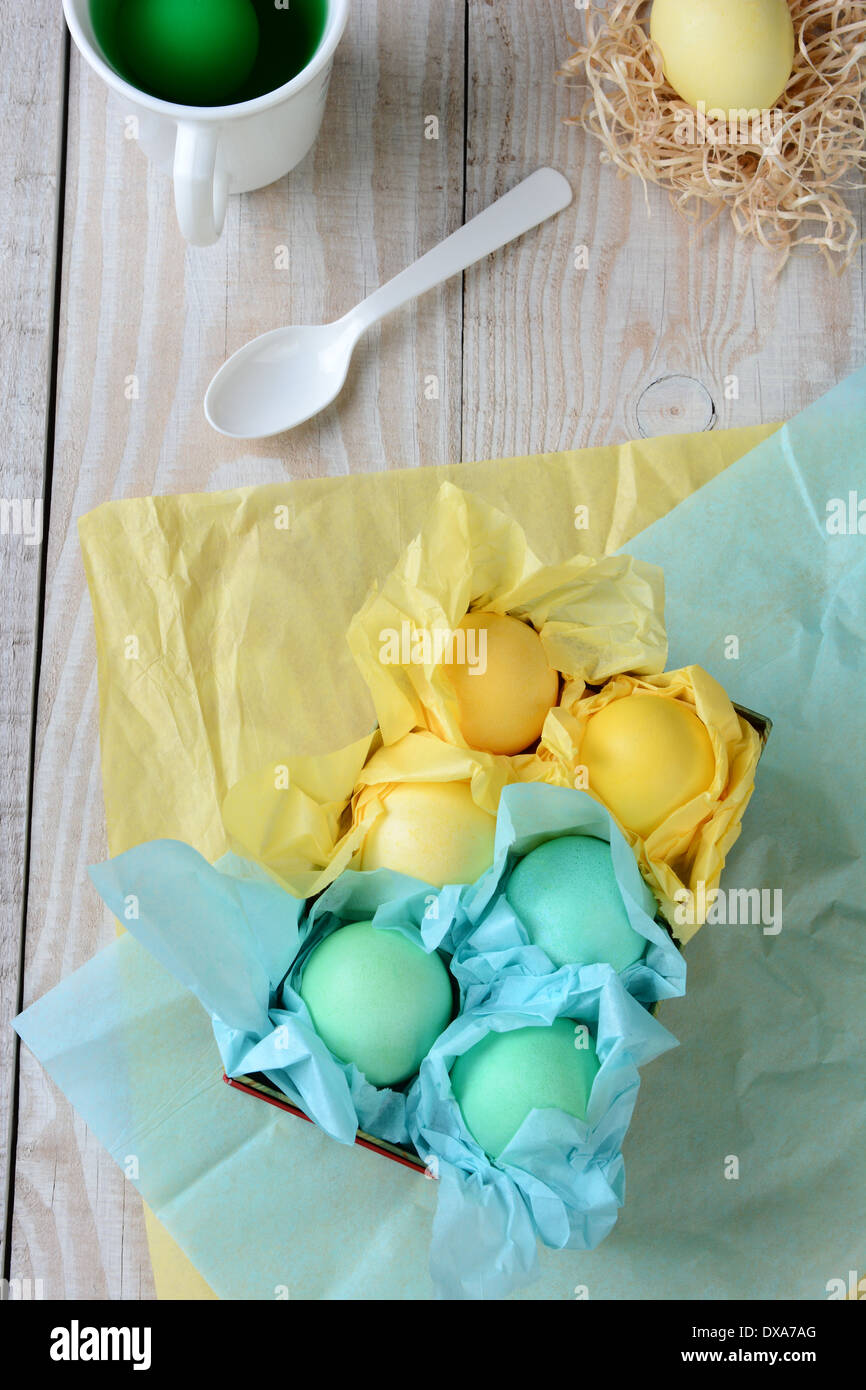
[563,1,866,270]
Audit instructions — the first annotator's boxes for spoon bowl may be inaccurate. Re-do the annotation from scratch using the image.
[205,319,358,439]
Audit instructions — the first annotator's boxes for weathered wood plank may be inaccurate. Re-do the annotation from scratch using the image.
[0,0,67,1278]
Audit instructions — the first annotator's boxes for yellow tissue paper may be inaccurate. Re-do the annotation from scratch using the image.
[346,481,669,750]
[535,667,763,941]
[223,728,519,896]
[222,732,378,898]
[354,730,518,812]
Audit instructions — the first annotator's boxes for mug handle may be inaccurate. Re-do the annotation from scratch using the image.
[173,123,228,247]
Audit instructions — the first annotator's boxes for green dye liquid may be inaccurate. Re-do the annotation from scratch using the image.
[91,0,329,108]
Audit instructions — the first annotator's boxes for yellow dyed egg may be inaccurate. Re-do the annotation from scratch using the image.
[443,612,560,756]
[581,693,716,838]
[361,780,496,888]
[650,0,795,112]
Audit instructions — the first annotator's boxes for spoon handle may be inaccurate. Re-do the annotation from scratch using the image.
[345,167,573,335]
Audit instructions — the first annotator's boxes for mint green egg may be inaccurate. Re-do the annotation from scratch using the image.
[299,921,454,1088]
[506,834,646,971]
[450,1019,599,1160]
[116,0,260,106]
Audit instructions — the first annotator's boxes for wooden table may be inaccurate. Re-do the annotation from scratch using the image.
[2,0,864,1299]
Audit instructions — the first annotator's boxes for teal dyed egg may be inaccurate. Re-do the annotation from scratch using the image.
[116,0,260,106]
[299,921,453,1088]
[450,1019,599,1160]
[506,834,646,971]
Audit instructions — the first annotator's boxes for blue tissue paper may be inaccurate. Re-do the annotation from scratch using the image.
[406,968,678,1299]
[89,840,362,1144]
[451,783,686,1008]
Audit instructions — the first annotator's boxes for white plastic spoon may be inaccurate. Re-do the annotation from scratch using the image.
[204,167,573,439]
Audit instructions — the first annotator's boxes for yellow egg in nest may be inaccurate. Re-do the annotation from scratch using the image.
[581,693,716,838]
[443,612,560,756]
[361,780,496,888]
[650,0,795,114]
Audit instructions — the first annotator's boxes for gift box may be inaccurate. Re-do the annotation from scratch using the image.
[225,696,770,1183]
[224,1074,430,1175]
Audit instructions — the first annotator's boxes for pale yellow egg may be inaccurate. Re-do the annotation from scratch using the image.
[650,0,795,112]
[581,693,716,838]
[443,612,560,756]
[361,780,496,888]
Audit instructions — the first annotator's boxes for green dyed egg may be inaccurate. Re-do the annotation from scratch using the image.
[299,921,453,1088]
[506,834,646,971]
[116,0,260,106]
[450,1019,599,1160]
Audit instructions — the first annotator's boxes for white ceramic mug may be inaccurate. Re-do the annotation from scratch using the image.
[63,0,350,246]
